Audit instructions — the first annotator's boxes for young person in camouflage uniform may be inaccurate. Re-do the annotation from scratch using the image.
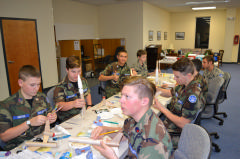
[153,57,203,148]
[0,65,57,150]
[54,56,92,123]
[99,50,130,98]
[202,55,224,84]
[91,76,173,159]
[131,49,148,77]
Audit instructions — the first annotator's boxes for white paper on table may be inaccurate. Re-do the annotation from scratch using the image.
[98,112,114,120]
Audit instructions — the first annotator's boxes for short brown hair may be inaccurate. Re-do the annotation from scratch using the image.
[122,76,156,106]
[118,49,128,55]
[66,56,81,69]
[172,57,194,75]
[19,65,41,81]
[203,55,214,64]
[137,49,147,57]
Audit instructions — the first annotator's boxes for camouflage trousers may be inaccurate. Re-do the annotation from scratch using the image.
[170,135,180,149]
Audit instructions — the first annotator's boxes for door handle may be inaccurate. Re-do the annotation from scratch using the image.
[8,61,15,63]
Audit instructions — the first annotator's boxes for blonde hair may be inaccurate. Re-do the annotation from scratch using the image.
[122,76,156,106]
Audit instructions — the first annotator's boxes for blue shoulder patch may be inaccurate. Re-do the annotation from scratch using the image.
[188,95,197,103]
[219,74,223,77]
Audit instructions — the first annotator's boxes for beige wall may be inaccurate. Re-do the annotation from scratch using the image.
[0,0,58,100]
[233,8,240,62]
[143,2,171,50]
[98,1,143,66]
[225,8,240,63]
[170,10,226,54]
[53,0,99,40]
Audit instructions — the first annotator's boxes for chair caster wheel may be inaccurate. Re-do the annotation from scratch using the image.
[214,134,219,139]
[219,122,223,126]
[215,147,221,152]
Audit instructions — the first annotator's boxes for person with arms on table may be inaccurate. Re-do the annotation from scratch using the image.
[0,65,57,150]
[54,56,92,123]
[153,57,203,148]
[99,50,131,98]
[202,55,224,84]
[91,76,173,159]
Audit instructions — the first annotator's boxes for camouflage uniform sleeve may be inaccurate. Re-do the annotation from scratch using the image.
[138,145,169,159]
[100,63,113,76]
[131,63,137,70]
[0,102,12,134]
[53,85,65,104]
[181,91,201,120]
[82,77,90,97]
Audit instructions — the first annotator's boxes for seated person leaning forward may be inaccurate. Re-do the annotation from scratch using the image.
[99,50,131,98]
[91,76,173,159]
[153,57,203,148]
[54,56,92,123]
[0,65,57,150]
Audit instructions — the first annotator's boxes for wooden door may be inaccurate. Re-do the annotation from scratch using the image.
[0,18,42,95]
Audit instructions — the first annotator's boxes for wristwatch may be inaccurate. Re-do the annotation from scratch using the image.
[26,120,31,126]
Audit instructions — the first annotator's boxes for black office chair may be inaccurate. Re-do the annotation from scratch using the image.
[218,50,224,67]
[98,81,107,98]
[212,72,231,124]
[47,86,57,109]
[201,76,225,152]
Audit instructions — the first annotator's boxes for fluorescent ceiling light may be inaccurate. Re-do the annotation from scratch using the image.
[192,6,216,10]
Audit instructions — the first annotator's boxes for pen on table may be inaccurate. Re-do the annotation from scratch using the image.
[53,135,71,141]
[103,121,119,125]
[99,130,119,136]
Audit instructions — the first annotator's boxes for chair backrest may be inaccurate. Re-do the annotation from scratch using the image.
[174,124,211,159]
[98,81,107,97]
[222,72,231,92]
[218,72,231,103]
[47,86,56,109]
[206,76,225,104]
[103,55,112,64]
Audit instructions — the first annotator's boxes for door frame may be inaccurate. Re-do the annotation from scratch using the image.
[0,17,43,95]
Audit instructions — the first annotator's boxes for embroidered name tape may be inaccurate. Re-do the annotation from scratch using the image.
[37,108,48,115]
[13,114,30,120]
[66,93,77,99]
